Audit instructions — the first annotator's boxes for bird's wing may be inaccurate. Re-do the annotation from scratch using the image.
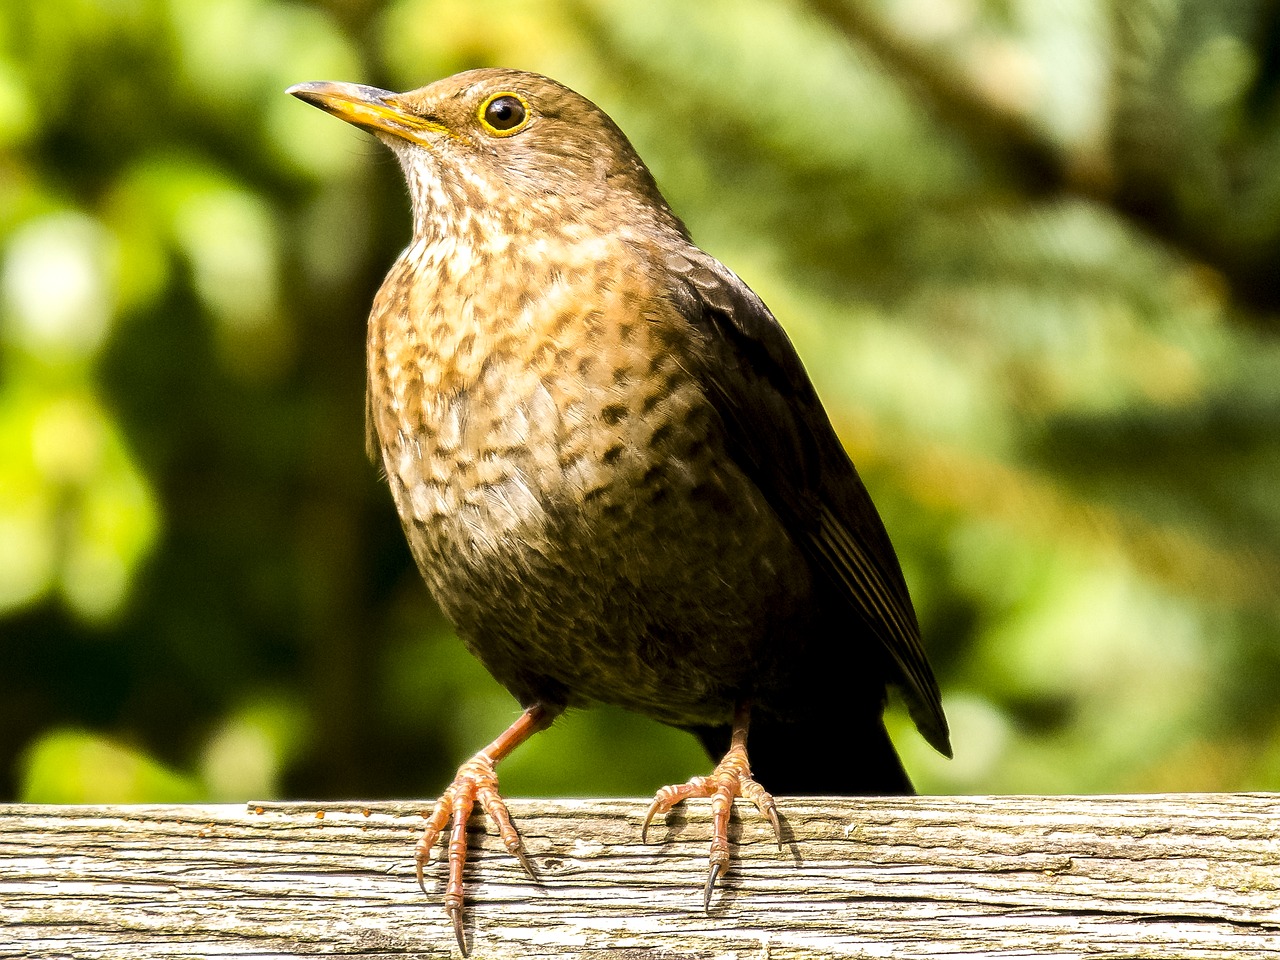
[660,246,951,757]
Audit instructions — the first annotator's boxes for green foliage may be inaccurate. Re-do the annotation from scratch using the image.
[20,729,201,803]
[2,0,1278,803]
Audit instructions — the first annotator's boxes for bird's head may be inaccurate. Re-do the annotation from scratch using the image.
[288,68,686,246]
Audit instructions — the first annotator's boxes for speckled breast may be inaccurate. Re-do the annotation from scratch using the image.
[366,235,812,727]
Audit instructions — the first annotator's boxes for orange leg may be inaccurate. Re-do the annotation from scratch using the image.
[415,703,553,955]
[642,703,782,909]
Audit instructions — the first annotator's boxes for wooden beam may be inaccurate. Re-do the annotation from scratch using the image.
[3,795,1278,957]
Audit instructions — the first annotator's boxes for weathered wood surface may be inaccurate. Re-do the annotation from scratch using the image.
[2,794,1278,958]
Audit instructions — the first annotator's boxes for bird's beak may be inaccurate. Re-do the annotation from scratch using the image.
[286,81,452,146]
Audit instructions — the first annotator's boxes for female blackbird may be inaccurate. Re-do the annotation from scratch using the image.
[289,69,950,954]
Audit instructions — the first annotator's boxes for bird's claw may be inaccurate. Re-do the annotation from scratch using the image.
[447,904,465,955]
[642,740,780,911]
[416,751,529,956]
[703,861,722,912]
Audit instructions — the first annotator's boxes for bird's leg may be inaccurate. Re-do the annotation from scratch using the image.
[416,702,553,955]
[641,702,782,910]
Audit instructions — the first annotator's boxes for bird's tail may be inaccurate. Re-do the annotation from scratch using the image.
[692,708,913,796]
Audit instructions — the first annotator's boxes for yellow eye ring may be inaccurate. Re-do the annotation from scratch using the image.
[478,92,530,136]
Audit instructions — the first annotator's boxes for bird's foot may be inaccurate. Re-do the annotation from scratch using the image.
[415,704,552,956]
[415,751,532,953]
[641,736,782,910]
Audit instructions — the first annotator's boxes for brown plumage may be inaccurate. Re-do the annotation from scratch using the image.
[289,68,950,954]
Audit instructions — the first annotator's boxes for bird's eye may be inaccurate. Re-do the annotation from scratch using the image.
[479,93,529,135]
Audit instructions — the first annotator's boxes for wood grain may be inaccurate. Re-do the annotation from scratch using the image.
[2,795,1278,957]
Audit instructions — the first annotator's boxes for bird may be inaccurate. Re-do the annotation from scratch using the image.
[288,68,950,955]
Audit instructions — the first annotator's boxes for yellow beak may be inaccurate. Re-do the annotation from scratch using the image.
[286,81,452,146]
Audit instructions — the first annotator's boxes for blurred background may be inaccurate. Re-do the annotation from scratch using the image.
[2,0,1279,804]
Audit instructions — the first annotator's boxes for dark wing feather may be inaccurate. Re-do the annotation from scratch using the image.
[661,246,951,757]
